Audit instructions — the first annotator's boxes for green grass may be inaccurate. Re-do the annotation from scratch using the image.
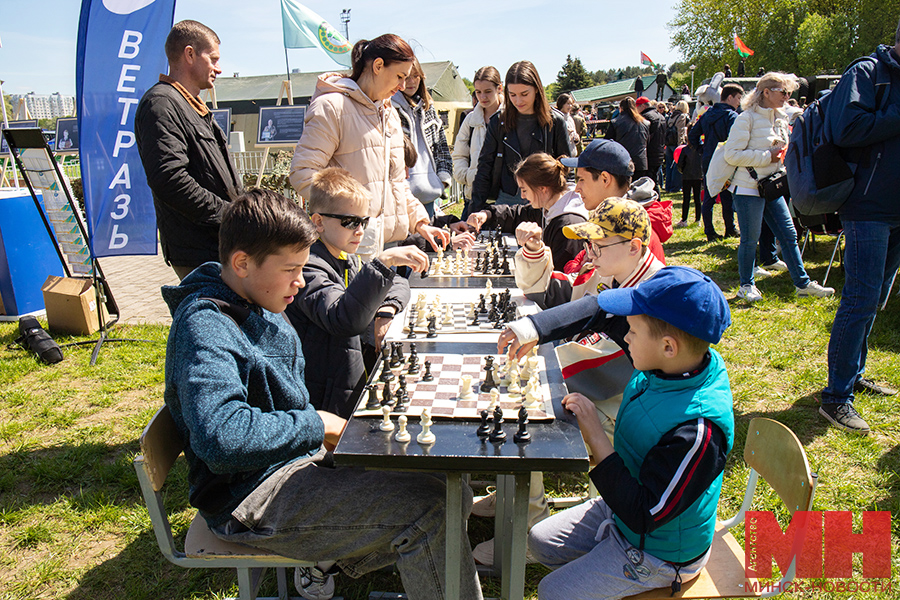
[1,195,899,599]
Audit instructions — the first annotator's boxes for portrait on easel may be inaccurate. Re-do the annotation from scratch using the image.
[256,105,306,147]
[1,120,39,156]
[54,118,79,154]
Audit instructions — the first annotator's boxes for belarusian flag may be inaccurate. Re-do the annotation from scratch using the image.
[640,52,656,69]
[734,35,754,58]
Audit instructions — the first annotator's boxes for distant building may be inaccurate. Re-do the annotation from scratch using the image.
[9,92,76,119]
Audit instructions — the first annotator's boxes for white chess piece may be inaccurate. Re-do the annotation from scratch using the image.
[527,356,540,380]
[485,280,493,295]
[417,408,436,444]
[507,376,522,397]
[380,405,395,431]
[523,374,542,408]
[442,304,453,325]
[499,360,511,386]
[394,415,411,442]
[488,388,500,411]
[459,374,475,400]
[467,302,476,318]
[508,360,521,385]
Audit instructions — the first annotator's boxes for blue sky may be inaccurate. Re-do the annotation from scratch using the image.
[0,0,682,97]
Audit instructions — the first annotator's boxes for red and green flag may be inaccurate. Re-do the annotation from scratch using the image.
[734,35,754,58]
[640,52,657,69]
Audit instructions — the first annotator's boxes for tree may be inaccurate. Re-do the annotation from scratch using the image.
[555,55,593,95]
[2,95,13,122]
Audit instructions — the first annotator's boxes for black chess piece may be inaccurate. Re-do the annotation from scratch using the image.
[477,409,491,438]
[470,311,480,326]
[490,293,497,307]
[421,360,434,382]
[407,313,417,339]
[381,382,394,407]
[426,314,437,338]
[365,384,379,410]
[407,344,420,374]
[389,342,401,368]
[477,294,487,314]
[514,406,531,443]
[481,253,491,275]
[379,358,395,382]
[396,343,405,363]
[481,360,498,393]
[501,252,511,275]
[397,373,407,395]
[488,405,506,442]
[381,343,390,362]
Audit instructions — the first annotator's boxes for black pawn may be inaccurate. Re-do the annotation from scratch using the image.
[471,311,480,326]
[421,360,434,382]
[365,384,379,410]
[477,295,487,314]
[477,409,491,438]
[408,343,418,364]
[407,313,417,339]
[514,406,531,443]
[381,383,394,407]
[488,406,506,443]
[397,374,408,396]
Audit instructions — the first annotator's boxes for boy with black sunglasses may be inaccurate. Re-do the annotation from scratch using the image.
[286,167,429,418]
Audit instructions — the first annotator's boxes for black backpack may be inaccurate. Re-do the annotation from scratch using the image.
[15,316,63,364]
[665,114,680,147]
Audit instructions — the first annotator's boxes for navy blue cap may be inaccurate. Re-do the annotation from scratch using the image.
[560,139,634,177]
[596,266,731,344]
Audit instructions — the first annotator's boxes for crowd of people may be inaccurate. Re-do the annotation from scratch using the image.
[134,17,900,600]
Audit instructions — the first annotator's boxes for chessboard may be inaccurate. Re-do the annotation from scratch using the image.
[425,239,514,278]
[403,286,519,336]
[353,345,556,422]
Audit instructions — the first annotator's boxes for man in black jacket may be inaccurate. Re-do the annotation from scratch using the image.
[637,97,667,192]
[135,20,242,279]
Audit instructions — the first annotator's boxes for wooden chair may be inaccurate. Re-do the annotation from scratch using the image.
[625,417,817,600]
[134,405,313,600]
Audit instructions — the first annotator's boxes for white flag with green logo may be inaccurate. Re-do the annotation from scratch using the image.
[281,0,351,67]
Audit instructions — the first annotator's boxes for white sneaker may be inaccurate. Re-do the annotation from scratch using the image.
[754,265,772,279]
[295,565,335,600]
[762,259,788,272]
[674,220,688,228]
[471,488,497,518]
[797,281,835,298]
[472,538,538,567]
[737,284,763,303]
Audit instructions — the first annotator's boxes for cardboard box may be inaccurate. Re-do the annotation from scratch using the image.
[41,276,106,335]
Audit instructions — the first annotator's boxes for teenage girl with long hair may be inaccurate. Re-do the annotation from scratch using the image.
[606,96,650,179]
[452,65,503,218]
[469,61,574,212]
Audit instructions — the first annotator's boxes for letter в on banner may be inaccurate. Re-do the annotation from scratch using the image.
[76,0,176,257]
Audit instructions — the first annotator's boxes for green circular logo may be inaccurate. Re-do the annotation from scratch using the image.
[318,23,351,54]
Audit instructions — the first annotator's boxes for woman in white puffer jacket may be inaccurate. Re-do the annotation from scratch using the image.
[724,72,834,303]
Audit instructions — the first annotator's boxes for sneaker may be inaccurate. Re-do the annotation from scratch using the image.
[675,220,689,228]
[472,538,538,567]
[762,259,788,272]
[707,233,724,242]
[854,377,898,396]
[754,266,772,279]
[295,566,335,600]
[819,403,870,435]
[724,229,740,238]
[736,284,762,303]
[796,281,835,298]
[471,488,497,518]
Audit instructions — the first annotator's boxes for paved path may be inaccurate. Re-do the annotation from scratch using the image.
[98,245,179,325]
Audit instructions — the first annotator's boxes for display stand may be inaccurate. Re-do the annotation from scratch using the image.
[2,127,150,365]
[255,80,293,188]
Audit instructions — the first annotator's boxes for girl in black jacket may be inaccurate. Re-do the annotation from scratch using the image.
[470,61,573,212]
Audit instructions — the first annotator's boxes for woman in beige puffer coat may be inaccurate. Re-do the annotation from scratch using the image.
[290,34,449,259]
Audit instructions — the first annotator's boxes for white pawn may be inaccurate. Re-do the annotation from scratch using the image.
[523,374,542,408]
[499,360,511,386]
[417,408,436,444]
[488,388,501,411]
[380,405,394,431]
[508,360,521,386]
[394,415,411,442]
[507,376,522,398]
[467,302,476,318]
[486,280,493,295]
[527,356,540,379]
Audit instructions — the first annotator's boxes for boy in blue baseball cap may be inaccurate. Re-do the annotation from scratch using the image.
[528,266,735,600]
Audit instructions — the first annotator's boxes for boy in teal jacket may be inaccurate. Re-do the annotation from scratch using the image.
[528,267,734,600]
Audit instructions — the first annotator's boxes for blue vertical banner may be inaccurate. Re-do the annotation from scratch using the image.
[76,0,176,257]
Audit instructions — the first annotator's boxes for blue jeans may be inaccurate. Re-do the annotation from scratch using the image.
[732,194,810,288]
[215,461,482,600]
[495,189,524,205]
[700,186,736,238]
[822,220,900,405]
[422,201,435,219]
[528,498,707,600]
